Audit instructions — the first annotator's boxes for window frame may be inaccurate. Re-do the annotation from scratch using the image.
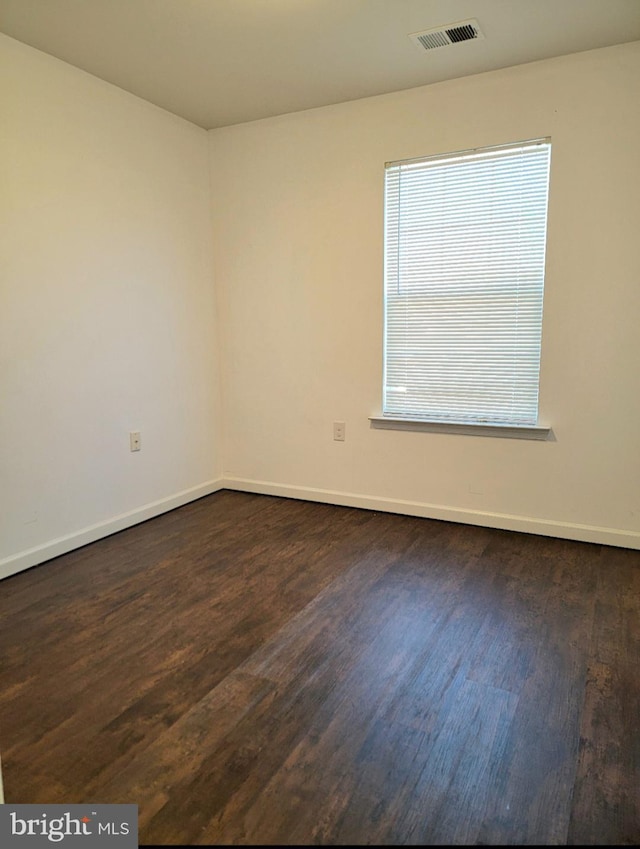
[375,138,552,440]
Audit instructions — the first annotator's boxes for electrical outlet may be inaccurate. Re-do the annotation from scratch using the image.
[129,431,141,452]
[333,421,345,441]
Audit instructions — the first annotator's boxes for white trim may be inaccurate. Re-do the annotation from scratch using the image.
[222,476,640,551]
[0,479,224,581]
[369,416,551,440]
[386,136,550,169]
[4,475,638,583]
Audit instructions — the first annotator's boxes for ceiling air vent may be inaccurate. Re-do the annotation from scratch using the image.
[409,19,484,52]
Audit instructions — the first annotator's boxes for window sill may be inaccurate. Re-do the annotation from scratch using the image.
[369,416,551,441]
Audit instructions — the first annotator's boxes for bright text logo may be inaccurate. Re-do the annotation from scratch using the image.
[0,805,137,848]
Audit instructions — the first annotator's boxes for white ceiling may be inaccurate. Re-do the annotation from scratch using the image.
[2,0,640,129]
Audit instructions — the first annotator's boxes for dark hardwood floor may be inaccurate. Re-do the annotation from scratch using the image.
[1,490,639,845]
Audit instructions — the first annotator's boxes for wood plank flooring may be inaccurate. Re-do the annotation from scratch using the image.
[0,490,639,845]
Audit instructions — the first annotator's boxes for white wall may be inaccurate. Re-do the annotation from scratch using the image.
[0,35,222,577]
[211,41,640,549]
[2,36,638,577]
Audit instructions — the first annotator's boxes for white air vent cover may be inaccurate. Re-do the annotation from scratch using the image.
[409,19,484,52]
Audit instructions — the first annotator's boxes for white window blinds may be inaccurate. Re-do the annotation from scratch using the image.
[384,138,551,426]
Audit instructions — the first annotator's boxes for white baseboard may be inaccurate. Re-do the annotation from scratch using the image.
[0,479,224,581]
[3,475,638,583]
[222,476,640,551]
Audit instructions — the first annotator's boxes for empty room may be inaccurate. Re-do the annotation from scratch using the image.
[1,1,639,845]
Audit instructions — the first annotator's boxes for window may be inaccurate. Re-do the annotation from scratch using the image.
[381,138,551,434]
